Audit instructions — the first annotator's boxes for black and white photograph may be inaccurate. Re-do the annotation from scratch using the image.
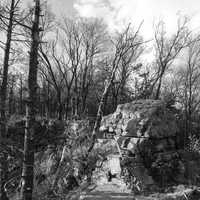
[1,0,200,199]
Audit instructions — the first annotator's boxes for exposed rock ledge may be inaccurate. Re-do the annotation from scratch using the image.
[99,99,200,192]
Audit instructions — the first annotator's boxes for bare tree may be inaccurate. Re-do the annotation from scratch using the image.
[176,37,200,143]
[111,36,144,108]
[79,19,107,114]
[59,18,82,118]
[87,23,144,157]
[20,0,41,199]
[0,0,21,199]
[153,17,191,99]
[39,41,65,120]
[40,18,83,119]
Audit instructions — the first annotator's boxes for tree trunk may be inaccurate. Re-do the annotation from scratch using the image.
[74,76,79,117]
[0,0,15,199]
[20,1,40,199]
[51,145,67,191]
[184,105,189,147]
[188,68,192,138]
[57,92,62,120]
[8,76,15,116]
[58,103,63,120]
[46,81,50,119]
[65,94,70,119]
[155,76,162,100]
[87,63,119,156]
[19,74,23,115]
[102,92,108,114]
[81,92,87,114]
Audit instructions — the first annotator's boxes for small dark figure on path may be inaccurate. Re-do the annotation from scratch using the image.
[107,170,117,182]
[107,170,112,182]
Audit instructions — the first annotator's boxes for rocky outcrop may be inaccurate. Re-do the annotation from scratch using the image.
[99,99,200,192]
[136,186,200,200]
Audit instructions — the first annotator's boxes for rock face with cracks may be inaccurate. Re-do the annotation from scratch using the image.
[99,99,200,192]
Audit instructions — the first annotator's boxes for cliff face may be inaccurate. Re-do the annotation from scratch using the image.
[100,99,200,192]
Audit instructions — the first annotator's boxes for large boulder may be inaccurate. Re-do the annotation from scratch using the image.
[99,99,200,192]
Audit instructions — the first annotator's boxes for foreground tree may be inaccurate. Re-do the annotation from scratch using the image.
[0,0,19,199]
[20,0,41,199]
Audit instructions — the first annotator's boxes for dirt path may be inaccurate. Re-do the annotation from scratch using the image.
[80,165,134,200]
[79,154,135,200]
[80,178,134,200]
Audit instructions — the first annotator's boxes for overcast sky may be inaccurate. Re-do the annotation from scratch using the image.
[43,0,200,39]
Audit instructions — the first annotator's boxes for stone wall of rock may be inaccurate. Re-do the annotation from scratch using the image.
[99,99,200,192]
